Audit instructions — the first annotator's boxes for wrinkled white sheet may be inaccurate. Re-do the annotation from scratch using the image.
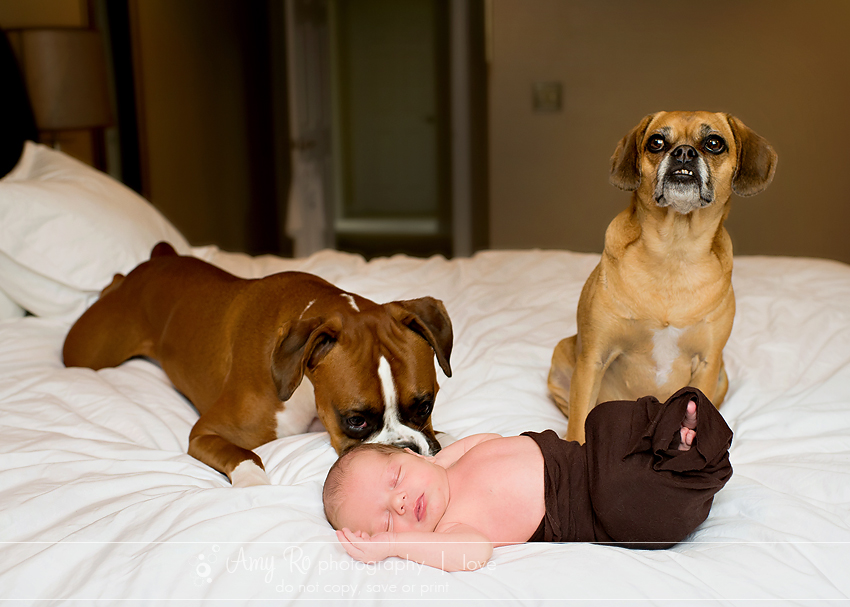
[1,248,849,605]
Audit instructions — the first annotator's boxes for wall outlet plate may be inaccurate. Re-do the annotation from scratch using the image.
[532,81,563,113]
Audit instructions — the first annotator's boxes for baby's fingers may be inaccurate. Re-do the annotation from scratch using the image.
[337,528,362,549]
[336,529,352,549]
[337,529,368,560]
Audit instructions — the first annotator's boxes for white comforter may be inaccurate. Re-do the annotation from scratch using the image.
[1,248,849,605]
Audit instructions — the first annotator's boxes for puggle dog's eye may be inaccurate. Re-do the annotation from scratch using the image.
[646,135,665,153]
[703,135,727,154]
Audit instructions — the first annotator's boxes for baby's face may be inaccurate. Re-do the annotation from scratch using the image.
[336,449,450,536]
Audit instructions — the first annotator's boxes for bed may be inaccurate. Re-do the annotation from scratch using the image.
[1,139,850,605]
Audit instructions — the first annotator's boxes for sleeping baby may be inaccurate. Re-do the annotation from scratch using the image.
[322,387,733,572]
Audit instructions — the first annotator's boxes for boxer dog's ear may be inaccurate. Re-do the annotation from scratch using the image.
[386,297,453,377]
[271,316,342,401]
[609,113,655,191]
[727,115,778,197]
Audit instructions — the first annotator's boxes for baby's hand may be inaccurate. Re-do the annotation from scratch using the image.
[336,528,394,564]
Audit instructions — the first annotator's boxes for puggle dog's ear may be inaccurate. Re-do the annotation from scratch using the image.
[610,113,656,191]
[386,297,453,378]
[727,115,778,197]
[271,316,342,401]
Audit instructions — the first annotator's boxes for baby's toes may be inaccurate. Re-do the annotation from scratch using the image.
[683,400,698,430]
[678,427,695,451]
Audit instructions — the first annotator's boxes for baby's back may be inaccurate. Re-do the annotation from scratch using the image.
[441,435,545,546]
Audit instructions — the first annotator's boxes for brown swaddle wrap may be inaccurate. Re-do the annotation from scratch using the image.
[523,387,733,548]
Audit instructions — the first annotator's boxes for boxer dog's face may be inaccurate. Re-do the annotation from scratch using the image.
[271,296,452,457]
[311,321,443,457]
[638,112,739,214]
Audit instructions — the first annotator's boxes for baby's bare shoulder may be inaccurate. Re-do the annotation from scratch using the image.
[466,434,540,458]
[452,435,543,475]
[444,435,545,545]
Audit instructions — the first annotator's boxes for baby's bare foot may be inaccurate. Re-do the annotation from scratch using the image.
[678,400,697,451]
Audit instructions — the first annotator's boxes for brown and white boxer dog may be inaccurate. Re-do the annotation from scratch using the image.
[548,111,777,443]
[63,243,452,486]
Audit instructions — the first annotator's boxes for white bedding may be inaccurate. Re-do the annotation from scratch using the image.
[2,245,850,605]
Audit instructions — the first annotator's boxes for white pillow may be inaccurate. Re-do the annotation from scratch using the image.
[0,250,96,319]
[0,287,26,320]
[0,142,190,320]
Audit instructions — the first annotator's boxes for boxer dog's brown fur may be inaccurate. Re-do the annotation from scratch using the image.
[63,243,452,486]
[548,111,776,443]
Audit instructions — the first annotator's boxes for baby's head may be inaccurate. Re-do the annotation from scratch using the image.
[323,443,405,531]
[323,442,450,535]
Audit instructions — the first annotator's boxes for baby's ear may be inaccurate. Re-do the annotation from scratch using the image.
[403,447,436,463]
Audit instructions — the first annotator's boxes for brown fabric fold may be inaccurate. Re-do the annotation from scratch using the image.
[523,387,733,548]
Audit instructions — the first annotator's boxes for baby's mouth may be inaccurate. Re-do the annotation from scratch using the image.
[415,494,425,522]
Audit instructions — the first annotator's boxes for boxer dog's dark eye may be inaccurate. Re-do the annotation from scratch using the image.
[409,397,434,422]
[337,408,379,438]
[703,135,727,154]
[346,415,367,429]
[646,135,665,153]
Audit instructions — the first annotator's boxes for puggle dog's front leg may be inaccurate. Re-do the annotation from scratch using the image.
[689,355,728,407]
[567,334,621,444]
[685,338,730,408]
[564,272,624,444]
[682,295,735,407]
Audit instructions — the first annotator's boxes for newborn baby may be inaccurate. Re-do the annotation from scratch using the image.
[323,387,733,571]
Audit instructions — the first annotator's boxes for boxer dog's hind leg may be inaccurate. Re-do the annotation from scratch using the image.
[63,282,156,370]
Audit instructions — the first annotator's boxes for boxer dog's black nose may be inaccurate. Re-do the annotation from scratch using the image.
[396,442,421,454]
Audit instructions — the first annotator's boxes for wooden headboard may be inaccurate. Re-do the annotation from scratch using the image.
[0,29,38,177]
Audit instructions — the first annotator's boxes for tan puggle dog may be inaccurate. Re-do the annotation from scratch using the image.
[548,111,777,443]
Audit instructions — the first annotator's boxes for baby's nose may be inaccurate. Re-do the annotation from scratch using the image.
[392,491,407,514]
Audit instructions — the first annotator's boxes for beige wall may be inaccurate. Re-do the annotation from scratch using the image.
[489,0,850,263]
